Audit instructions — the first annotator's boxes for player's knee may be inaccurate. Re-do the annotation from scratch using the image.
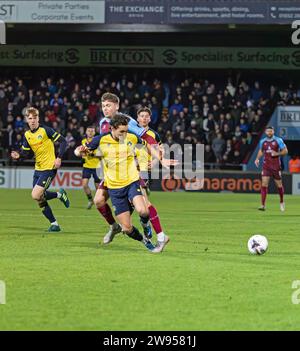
[138,207,149,218]
[32,191,43,201]
[94,196,106,208]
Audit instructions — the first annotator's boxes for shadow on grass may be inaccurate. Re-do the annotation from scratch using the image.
[64,240,143,253]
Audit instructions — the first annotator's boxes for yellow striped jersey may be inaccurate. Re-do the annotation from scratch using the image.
[135,128,161,172]
[22,126,61,171]
[81,137,101,169]
[87,132,145,189]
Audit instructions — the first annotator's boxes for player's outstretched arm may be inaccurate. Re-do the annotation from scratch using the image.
[11,141,32,160]
[271,146,288,157]
[53,135,67,169]
[75,135,102,158]
[146,143,179,169]
[255,149,263,168]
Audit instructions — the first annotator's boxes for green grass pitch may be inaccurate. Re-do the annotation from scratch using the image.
[0,188,300,331]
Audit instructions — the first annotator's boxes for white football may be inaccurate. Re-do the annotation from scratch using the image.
[247,235,268,255]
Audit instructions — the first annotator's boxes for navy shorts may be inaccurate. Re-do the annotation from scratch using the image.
[33,169,57,189]
[108,180,142,215]
[82,168,101,183]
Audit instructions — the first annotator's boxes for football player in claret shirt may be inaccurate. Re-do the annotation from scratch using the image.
[81,126,101,209]
[135,107,169,253]
[11,107,70,232]
[255,126,288,211]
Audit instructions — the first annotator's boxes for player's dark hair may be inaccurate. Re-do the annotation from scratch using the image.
[137,106,152,116]
[101,92,120,104]
[110,113,130,129]
[86,125,96,130]
[266,126,274,130]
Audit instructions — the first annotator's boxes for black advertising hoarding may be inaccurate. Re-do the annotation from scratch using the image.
[105,0,300,25]
[150,172,292,194]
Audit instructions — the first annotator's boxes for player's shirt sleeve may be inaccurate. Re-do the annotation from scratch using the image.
[43,126,67,158]
[86,135,101,150]
[19,135,32,158]
[21,135,31,152]
[152,130,162,144]
[275,137,287,151]
[259,138,266,151]
[155,133,162,144]
[44,126,62,142]
[133,134,146,147]
[44,126,67,158]
[127,116,146,138]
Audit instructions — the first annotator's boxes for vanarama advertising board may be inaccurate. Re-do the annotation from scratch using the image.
[153,172,292,194]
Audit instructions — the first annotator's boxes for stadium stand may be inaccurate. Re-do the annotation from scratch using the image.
[1,69,300,166]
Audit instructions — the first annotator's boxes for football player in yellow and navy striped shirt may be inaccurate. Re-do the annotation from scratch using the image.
[11,107,69,232]
[82,113,155,251]
[81,126,101,209]
[136,107,169,253]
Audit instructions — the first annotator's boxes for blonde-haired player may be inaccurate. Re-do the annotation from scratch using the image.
[11,107,69,232]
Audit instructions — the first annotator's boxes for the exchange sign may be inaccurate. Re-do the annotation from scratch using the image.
[0,45,300,69]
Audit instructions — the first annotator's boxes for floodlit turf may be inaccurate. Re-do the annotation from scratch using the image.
[0,188,300,331]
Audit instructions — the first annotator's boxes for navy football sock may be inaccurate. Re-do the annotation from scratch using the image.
[42,204,56,223]
[45,191,58,200]
[127,226,143,241]
[86,193,93,201]
[139,215,150,226]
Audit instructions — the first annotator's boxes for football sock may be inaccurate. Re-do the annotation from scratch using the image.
[86,193,93,201]
[51,221,59,226]
[278,186,284,203]
[139,214,150,228]
[42,204,56,223]
[45,191,58,200]
[157,232,166,242]
[261,186,268,206]
[149,205,163,235]
[97,204,115,225]
[127,226,143,241]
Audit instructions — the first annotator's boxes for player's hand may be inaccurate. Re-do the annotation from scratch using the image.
[271,151,279,157]
[161,158,180,169]
[74,145,88,157]
[11,151,20,160]
[255,159,260,168]
[54,157,62,169]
